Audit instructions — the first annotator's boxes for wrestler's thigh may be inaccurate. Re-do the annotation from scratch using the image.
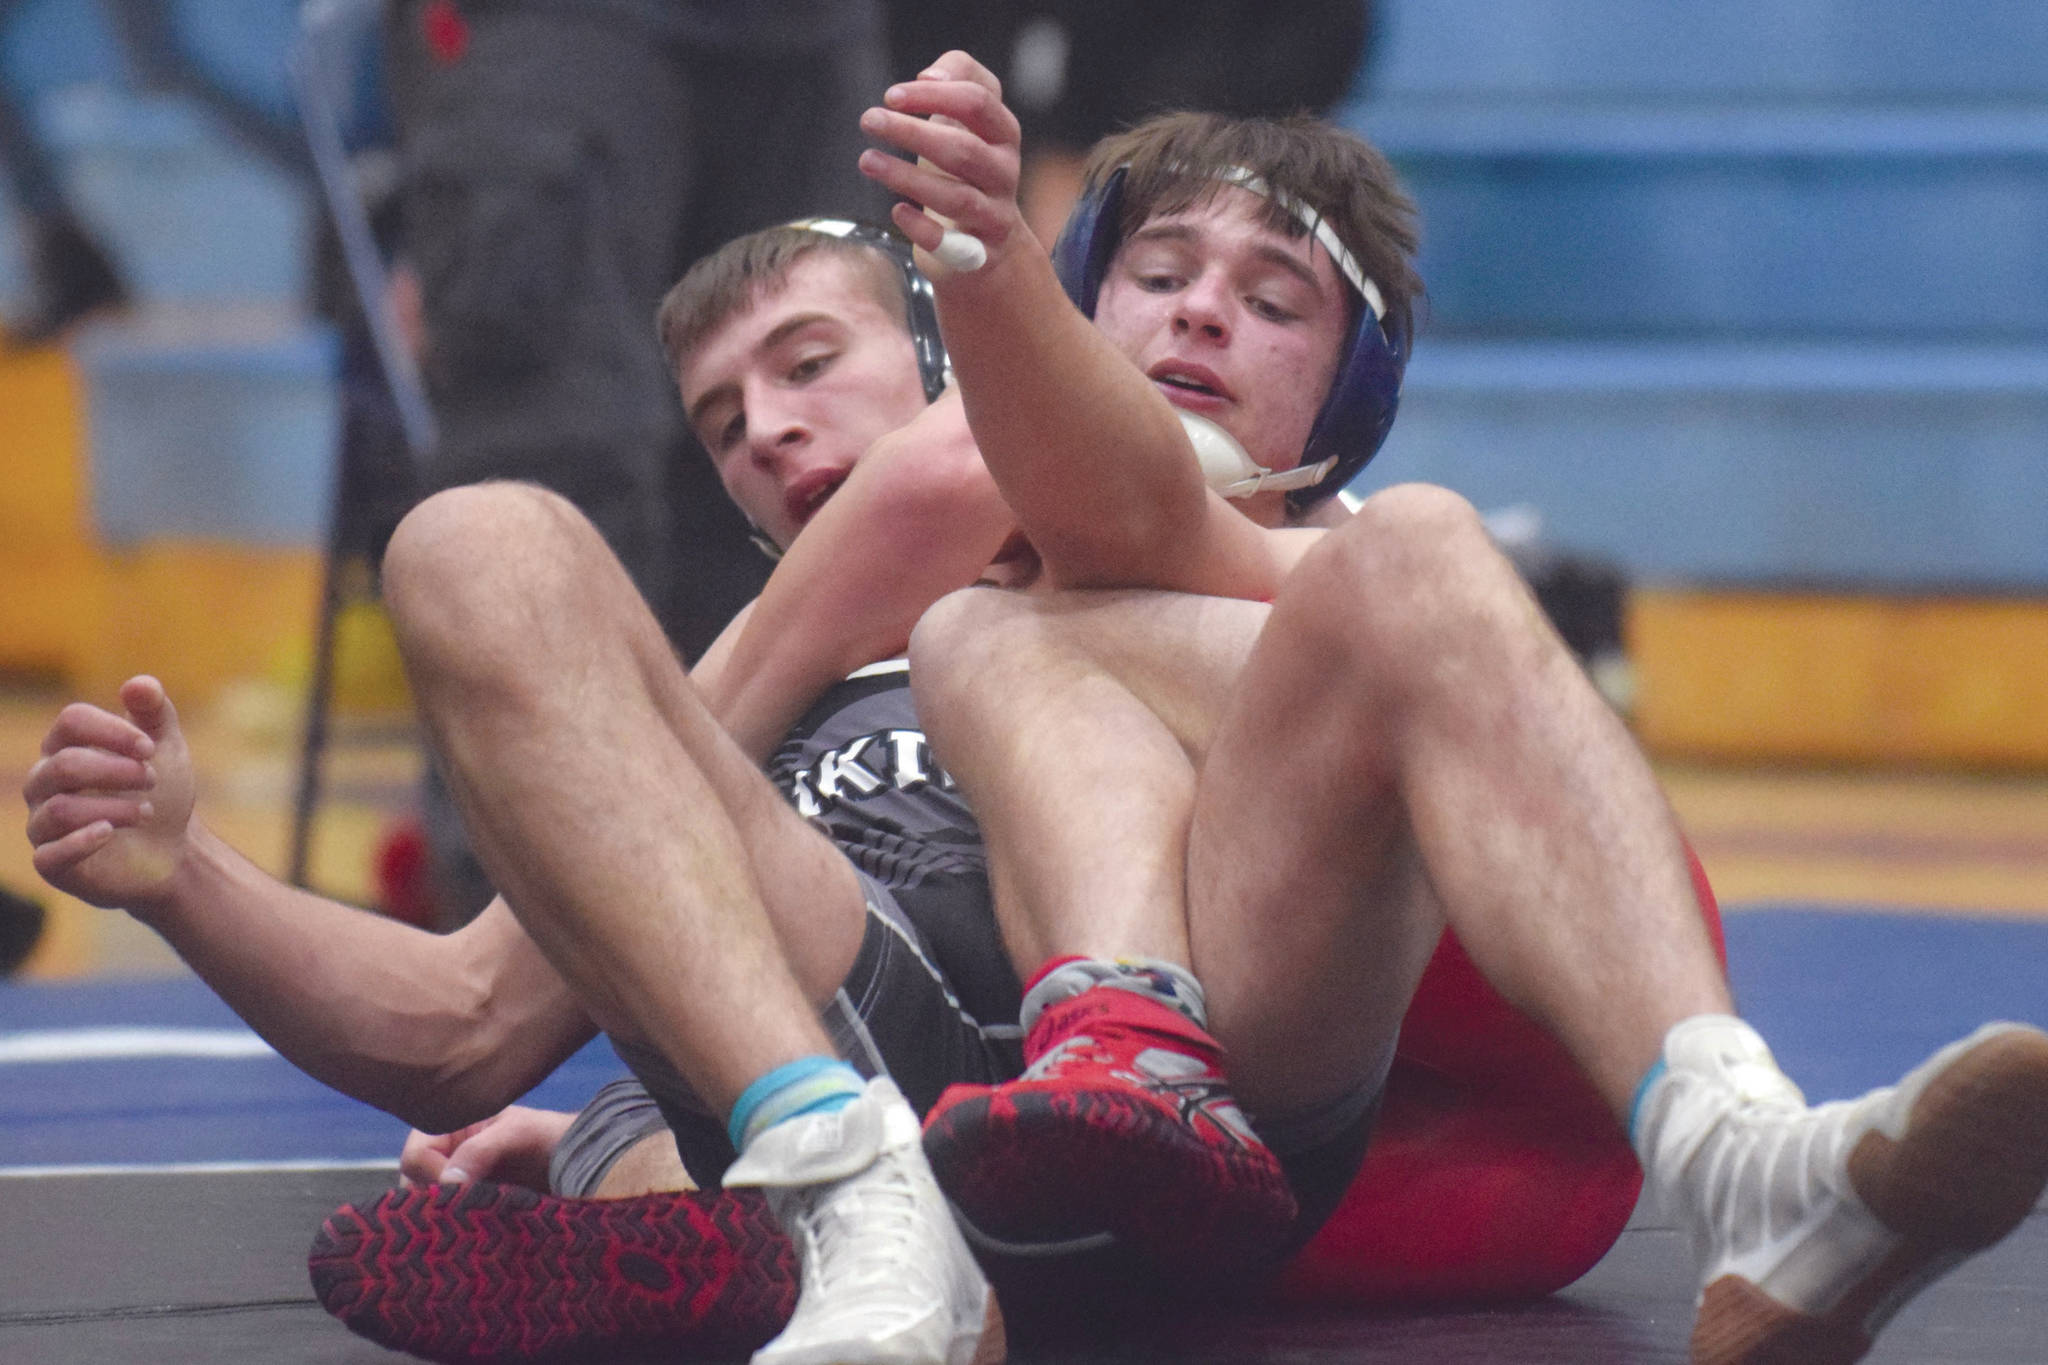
[993,588,1270,757]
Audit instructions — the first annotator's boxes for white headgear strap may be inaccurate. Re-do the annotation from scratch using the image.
[1211,166,1389,331]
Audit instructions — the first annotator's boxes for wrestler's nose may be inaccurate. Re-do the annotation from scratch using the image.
[1172,269,1232,342]
[744,387,810,471]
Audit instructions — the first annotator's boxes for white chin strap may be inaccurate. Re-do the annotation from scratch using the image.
[1178,410,1335,499]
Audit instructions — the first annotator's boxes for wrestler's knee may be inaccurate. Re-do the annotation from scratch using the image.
[1290,482,1518,666]
[909,585,1028,678]
[907,585,1037,732]
[1333,482,1492,581]
[383,481,603,668]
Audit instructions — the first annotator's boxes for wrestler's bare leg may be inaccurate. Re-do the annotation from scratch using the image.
[1186,485,1729,1121]
[914,483,1731,1125]
[381,481,867,1111]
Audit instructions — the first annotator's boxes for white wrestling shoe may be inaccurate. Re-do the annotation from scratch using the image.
[1634,1016,2048,1365]
[724,1076,1004,1365]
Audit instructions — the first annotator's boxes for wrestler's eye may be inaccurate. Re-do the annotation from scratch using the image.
[715,412,745,452]
[1137,272,1184,293]
[1246,294,1298,324]
[788,350,835,384]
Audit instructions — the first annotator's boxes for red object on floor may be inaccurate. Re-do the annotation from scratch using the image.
[421,0,469,65]
[372,814,437,929]
[1277,846,1725,1304]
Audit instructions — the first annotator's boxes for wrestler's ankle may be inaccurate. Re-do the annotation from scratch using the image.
[1020,955,1209,1035]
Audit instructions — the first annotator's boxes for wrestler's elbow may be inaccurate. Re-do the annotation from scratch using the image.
[383,964,587,1132]
[388,1019,568,1133]
[1034,505,1201,592]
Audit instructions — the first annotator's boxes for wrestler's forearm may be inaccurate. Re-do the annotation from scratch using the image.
[935,241,1278,599]
[145,821,593,1131]
[694,399,1014,758]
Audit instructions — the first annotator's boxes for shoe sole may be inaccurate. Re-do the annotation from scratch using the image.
[752,1288,1006,1365]
[1692,1024,2048,1365]
[308,1180,795,1363]
[924,1085,1298,1272]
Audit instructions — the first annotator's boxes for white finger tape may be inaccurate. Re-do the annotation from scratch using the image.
[932,227,988,272]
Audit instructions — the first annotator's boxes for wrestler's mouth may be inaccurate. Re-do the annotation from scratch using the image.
[1149,361,1233,404]
[787,467,848,526]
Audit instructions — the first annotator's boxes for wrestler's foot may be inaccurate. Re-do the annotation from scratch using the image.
[726,1075,1002,1365]
[1635,1016,2048,1365]
[308,1180,795,1363]
[923,982,1297,1273]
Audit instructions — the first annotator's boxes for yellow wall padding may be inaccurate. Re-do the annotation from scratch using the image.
[1632,590,2048,768]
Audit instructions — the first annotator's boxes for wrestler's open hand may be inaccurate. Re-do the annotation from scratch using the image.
[24,676,197,918]
[857,49,1029,276]
[400,1106,575,1192]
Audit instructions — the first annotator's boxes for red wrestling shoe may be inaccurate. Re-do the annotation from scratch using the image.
[923,984,1297,1273]
[309,1181,795,1363]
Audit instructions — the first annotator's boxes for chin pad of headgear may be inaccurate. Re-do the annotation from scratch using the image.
[1178,411,1335,499]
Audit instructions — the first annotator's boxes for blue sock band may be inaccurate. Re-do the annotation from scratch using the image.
[1627,1059,1669,1146]
[728,1056,865,1152]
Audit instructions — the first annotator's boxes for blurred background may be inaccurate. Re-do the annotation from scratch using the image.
[1,0,2044,983]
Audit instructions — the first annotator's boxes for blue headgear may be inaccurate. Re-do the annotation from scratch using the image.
[1049,166,1409,510]
[786,219,950,401]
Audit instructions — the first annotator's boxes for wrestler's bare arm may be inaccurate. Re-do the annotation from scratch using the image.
[26,394,1009,1138]
[24,677,594,1131]
[857,51,1286,602]
[691,388,1014,759]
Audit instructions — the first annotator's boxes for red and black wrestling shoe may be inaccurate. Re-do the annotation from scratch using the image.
[922,985,1298,1274]
[309,1180,794,1363]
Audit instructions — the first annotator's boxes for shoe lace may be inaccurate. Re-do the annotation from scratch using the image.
[793,1150,945,1307]
[1700,1092,1862,1254]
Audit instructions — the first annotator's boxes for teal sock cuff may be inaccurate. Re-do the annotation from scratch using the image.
[1627,1058,1669,1146]
[728,1057,864,1153]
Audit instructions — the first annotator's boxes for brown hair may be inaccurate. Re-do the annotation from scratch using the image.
[1081,111,1423,343]
[656,226,908,377]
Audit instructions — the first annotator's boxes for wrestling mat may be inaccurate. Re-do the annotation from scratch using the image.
[4,905,2044,1363]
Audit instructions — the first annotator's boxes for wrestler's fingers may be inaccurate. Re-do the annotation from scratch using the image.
[859,106,1016,203]
[29,820,117,880]
[22,748,155,806]
[441,1118,557,1191]
[883,74,1019,150]
[858,146,1004,239]
[885,200,950,257]
[27,793,153,847]
[119,675,181,747]
[398,1128,457,1188]
[41,701,154,761]
[916,49,1002,99]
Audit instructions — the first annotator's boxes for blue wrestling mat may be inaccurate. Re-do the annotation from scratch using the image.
[2,905,2041,1169]
[0,975,628,1170]
[1722,906,2048,1102]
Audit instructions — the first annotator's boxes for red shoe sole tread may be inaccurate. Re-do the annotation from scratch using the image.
[926,1084,1298,1270]
[308,1181,795,1362]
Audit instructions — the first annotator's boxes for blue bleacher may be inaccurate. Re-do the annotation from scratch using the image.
[4,2,2043,581]
[1342,0,2048,587]
[1,0,334,546]
[1364,0,2048,101]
